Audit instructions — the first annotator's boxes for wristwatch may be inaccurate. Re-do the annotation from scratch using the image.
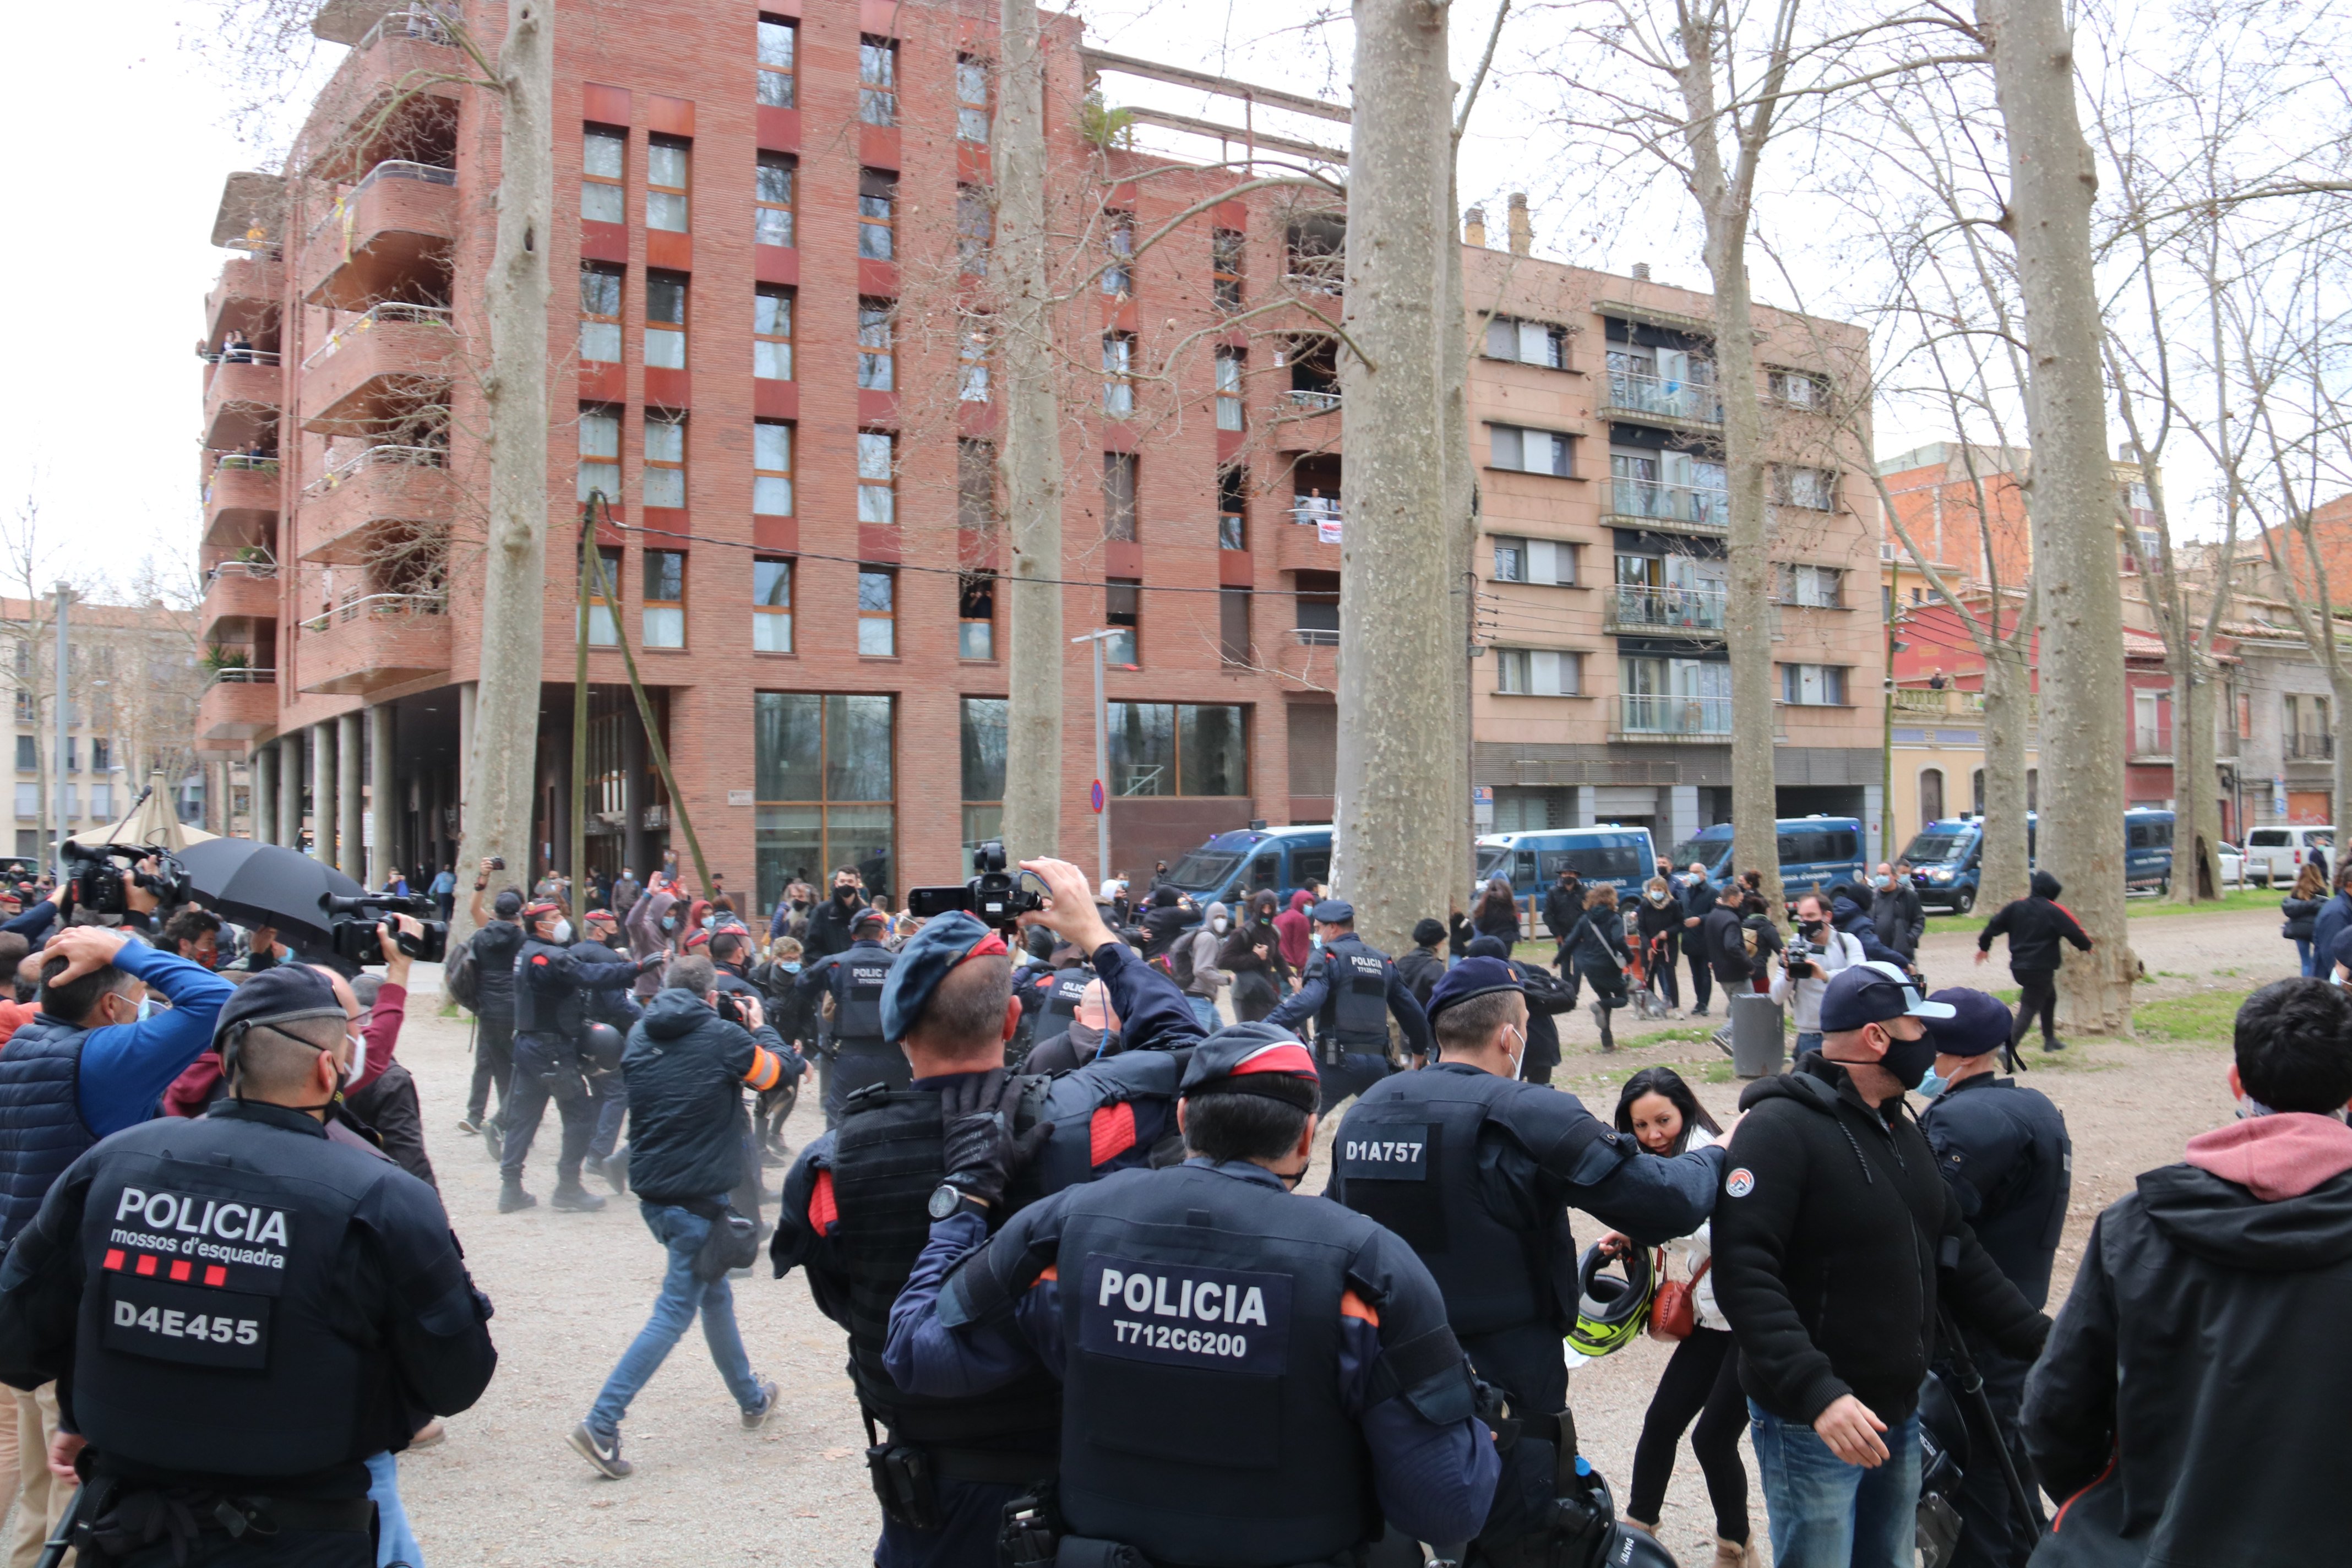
[927,1183,988,1221]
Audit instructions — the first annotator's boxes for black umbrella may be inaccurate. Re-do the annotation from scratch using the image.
[179,837,368,945]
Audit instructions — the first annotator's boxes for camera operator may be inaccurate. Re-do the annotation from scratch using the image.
[1771,891,1865,1055]
[579,908,645,1195]
[796,906,902,1126]
[503,900,645,1215]
[457,876,526,1150]
[567,953,794,1478]
[346,915,437,1188]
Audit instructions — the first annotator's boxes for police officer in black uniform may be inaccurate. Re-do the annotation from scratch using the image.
[0,966,497,1567]
[1918,989,2072,1568]
[1329,956,1721,1560]
[796,906,903,1126]
[503,900,643,1214]
[1015,946,1095,1063]
[577,908,645,1194]
[1266,899,1433,1112]
[882,1005,1502,1566]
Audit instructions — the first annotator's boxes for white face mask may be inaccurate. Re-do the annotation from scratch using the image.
[1211,916,1229,933]
[551,919,574,945]
[1504,1023,1527,1081]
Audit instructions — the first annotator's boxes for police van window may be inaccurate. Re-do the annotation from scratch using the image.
[1825,830,1858,861]
[2127,824,2150,848]
[1247,853,1278,891]
[1293,848,1332,887]
[2154,821,2173,847]
[1514,851,1538,886]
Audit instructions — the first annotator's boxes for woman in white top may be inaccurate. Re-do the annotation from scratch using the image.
[1609,1067,1755,1568]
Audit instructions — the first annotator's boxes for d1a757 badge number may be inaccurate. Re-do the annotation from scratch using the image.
[1078,1254,1293,1376]
[1338,1124,1431,1182]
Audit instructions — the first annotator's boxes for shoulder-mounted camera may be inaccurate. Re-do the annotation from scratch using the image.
[906,840,1044,934]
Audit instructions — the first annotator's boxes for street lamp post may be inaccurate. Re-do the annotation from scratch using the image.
[1071,628,1123,887]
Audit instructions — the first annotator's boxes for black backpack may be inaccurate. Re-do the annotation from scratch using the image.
[444,937,481,1011]
[1167,929,1199,990]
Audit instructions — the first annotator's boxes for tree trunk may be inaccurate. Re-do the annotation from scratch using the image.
[2335,667,2352,837]
[995,0,1063,864]
[1440,175,1476,909]
[456,0,554,906]
[1332,0,1460,957]
[1985,0,2135,1031]
[1980,640,2033,909]
[2169,647,2223,901]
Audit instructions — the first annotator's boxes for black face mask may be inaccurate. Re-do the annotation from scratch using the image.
[835,885,858,905]
[1877,1027,1937,1090]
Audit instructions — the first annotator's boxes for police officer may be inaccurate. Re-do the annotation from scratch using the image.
[1015,945,1095,1062]
[1918,988,2072,1568]
[881,1016,1501,1566]
[0,966,497,1566]
[504,900,643,1214]
[576,908,644,1195]
[1266,899,1433,1111]
[796,906,902,1125]
[1329,956,1721,1559]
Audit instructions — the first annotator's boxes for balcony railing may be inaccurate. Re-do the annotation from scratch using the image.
[205,560,279,584]
[1284,265,1343,297]
[305,443,447,494]
[1603,371,1722,425]
[1280,389,1343,415]
[308,159,459,241]
[301,302,454,370]
[200,347,283,368]
[204,666,277,687]
[213,453,281,477]
[357,5,456,50]
[1607,479,1728,531]
[1290,500,1343,526]
[1609,584,1727,633]
[1619,694,1732,736]
[1292,628,1340,647]
[299,592,448,634]
[2286,734,2335,760]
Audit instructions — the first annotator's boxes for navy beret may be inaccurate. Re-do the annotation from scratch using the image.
[1921,987,2015,1059]
[1310,899,1354,924]
[879,911,1007,1042]
[1425,956,1523,1025]
[1180,1021,1319,1109]
[211,963,346,1049]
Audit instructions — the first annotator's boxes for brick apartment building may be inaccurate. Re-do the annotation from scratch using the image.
[193,0,1881,905]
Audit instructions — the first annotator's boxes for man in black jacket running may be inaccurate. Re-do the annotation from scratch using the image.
[1975,870,2093,1053]
[1714,963,2048,1568]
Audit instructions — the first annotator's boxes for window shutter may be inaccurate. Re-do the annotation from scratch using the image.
[1487,318,1516,359]
[1490,425,1523,470]
[1518,320,1551,366]
[1532,651,1563,696]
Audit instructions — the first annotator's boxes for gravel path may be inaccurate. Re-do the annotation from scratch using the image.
[371,902,2297,1566]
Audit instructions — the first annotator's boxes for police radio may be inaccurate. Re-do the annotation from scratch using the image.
[326,892,449,965]
[906,840,1045,934]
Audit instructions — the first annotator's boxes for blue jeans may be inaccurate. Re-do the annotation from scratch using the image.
[1189,994,1220,1032]
[2297,936,2317,977]
[585,1201,765,1438]
[1748,1400,1920,1568]
[364,1451,420,1567]
[1795,1031,1823,1056]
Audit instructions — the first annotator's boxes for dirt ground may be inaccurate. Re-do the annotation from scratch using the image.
[57,902,2298,1567]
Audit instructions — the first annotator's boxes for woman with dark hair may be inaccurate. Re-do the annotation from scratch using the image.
[1558,884,1632,1050]
[1220,888,1292,1021]
[2282,860,2328,977]
[1608,1068,1752,1566]
[1472,876,1522,953]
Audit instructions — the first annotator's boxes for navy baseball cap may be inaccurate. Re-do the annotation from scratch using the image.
[1922,988,2015,1058]
[1180,1022,1320,1109]
[1425,956,1523,1026]
[1818,961,1956,1032]
[1310,899,1354,924]
[879,910,1008,1043]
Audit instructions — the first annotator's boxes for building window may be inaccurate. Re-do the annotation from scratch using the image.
[646,136,689,232]
[960,697,1006,872]
[1218,466,1246,551]
[858,168,896,261]
[1215,349,1244,431]
[582,126,625,223]
[1105,578,1141,666]
[857,300,894,390]
[1103,333,1136,417]
[959,322,990,402]
[643,549,685,647]
[959,440,999,529]
[956,55,990,141]
[757,15,797,107]
[1919,766,1945,823]
[1768,368,1829,408]
[858,569,896,655]
[857,433,895,524]
[1107,703,1248,796]
[12,783,33,820]
[643,413,686,508]
[1294,573,1339,643]
[1780,662,1846,705]
[755,153,795,247]
[13,736,33,771]
[753,421,794,516]
[959,574,995,659]
[578,406,620,504]
[1103,453,1138,542]
[1219,587,1251,664]
[1773,465,1836,510]
[1494,537,1525,582]
[645,269,687,370]
[754,286,793,380]
[1776,563,1844,607]
[753,557,792,652]
[1103,211,1134,296]
[579,263,623,364]
[1212,227,1244,311]
[859,36,898,125]
[584,545,622,645]
[755,692,895,907]
[1484,316,1567,368]
[90,738,112,773]
[956,186,992,275]
[1488,423,1573,477]
[1495,648,1582,695]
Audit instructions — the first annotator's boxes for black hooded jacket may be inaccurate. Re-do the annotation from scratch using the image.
[1979,870,2094,975]
[1712,1053,2048,1425]
[621,989,790,1204]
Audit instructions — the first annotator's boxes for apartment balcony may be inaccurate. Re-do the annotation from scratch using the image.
[1604,480,1729,537]
[295,593,451,695]
[196,668,278,749]
[1278,511,1342,572]
[1276,389,1343,419]
[2130,728,2174,764]
[1611,694,1732,742]
[300,303,456,435]
[201,454,280,549]
[304,7,462,160]
[300,445,454,563]
[200,355,282,451]
[198,562,280,644]
[304,160,456,311]
[1604,584,1726,637]
[1599,370,1722,429]
[205,252,284,352]
[2285,734,2334,763]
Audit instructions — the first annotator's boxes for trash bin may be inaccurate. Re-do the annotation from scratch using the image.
[1729,991,1785,1080]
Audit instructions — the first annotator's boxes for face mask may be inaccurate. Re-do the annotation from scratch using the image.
[1647,890,1670,906]
[836,886,858,904]
[702,914,717,930]
[782,961,802,974]
[661,916,676,932]
[1874,875,1892,889]
[1875,1026,1937,1091]
[136,995,155,1022]
[1310,933,1324,951]
[551,919,574,944]
[1503,1023,1527,1082]
[1211,916,1229,933]
[1915,1069,1947,1098]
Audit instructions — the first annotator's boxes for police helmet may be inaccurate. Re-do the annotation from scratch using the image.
[1565,1243,1654,1357]
[583,1021,627,1075]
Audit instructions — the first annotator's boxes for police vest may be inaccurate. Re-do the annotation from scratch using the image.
[1032,966,1093,1044]
[831,944,896,1044]
[1319,938,1393,1046]
[1332,1065,1613,1341]
[512,937,580,1035]
[827,1087,1064,1446]
[1921,1079,2072,1310]
[1054,1164,1382,1566]
[0,1016,95,1248]
[68,1108,421,1479]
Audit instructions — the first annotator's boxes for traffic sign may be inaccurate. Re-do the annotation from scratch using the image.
[1090,779,1106,813]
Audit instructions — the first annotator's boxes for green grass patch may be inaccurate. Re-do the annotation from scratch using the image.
[1931,886,2284,936]
[2132,988,2255,1044]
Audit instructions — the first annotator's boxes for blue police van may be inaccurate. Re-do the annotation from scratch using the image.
[1902,809,2176,913]
[1670,816,1869,896]
[1159,825,1334,909]
[1474,826,1660,899]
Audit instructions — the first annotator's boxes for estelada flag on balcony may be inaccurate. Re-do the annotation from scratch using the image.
[1316,515,1342,545]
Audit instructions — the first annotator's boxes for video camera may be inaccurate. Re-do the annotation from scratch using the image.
[62,841,192,916]
[1783,931,1820,978]
[906,840,1044,934]
[326,892,449,965]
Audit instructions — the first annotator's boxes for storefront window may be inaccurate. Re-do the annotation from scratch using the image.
[755,693,894,909]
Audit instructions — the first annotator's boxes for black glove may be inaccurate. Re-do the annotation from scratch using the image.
[938,1069,1051,1209]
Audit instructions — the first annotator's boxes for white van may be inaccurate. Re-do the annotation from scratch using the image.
[2244,825,2334,887]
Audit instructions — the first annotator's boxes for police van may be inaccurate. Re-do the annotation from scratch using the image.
[1159,825,1333,909]
[1473,826,1659,899]
[1901,809,2177,913]
[1670,816,1869,897]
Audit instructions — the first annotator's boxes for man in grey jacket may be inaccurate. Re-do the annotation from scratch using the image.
[1869,862,1926,962]
[1182,901,1235,1032]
